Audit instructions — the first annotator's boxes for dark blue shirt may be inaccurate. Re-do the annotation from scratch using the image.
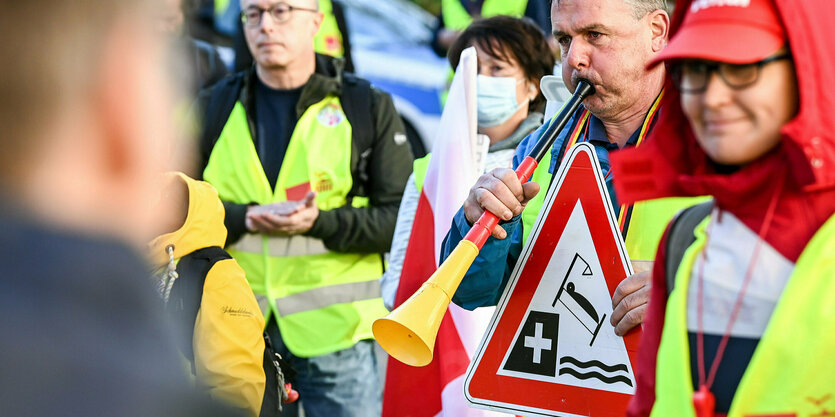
[254,78,303,190]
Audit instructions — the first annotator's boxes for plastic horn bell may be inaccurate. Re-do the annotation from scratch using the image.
[373,80,596,367]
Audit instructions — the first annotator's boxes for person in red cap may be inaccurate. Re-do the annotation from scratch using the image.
[610,0,835,416]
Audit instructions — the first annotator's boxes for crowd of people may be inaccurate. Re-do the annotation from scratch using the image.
[1,0,832,416]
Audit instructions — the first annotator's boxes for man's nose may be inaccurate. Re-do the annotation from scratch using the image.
[258,10,279,31]
[564,40,590,70]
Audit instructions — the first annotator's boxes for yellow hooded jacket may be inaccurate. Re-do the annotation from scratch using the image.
[149,173,266,416]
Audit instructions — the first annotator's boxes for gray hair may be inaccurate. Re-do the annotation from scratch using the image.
[624,0,669,19]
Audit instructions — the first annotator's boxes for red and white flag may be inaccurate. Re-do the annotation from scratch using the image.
[382,47,506,417]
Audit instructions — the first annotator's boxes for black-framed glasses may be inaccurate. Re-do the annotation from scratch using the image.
[671,53,792,93]
[241,3,317,27]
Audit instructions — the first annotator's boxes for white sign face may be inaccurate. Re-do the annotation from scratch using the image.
[497,201,635,395]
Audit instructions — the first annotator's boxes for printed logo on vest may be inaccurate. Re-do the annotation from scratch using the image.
[313,172,334,193]
[317,102,345,127]
[690,0,750,13]
[325,35,340,51]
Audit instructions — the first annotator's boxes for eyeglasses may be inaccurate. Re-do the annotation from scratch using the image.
[671,53,792,94]
[241,3,317,27]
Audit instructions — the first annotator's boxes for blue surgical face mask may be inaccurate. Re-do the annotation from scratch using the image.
[477,74,526,128]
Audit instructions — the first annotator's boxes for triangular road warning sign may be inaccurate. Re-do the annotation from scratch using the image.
[465,143,639,417]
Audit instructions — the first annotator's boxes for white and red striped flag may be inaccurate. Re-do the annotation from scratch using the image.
[382,47,507,417]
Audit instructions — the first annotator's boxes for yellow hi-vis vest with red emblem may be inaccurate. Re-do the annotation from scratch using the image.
[651,214,835,417]
[314,0,345,58]
[202,97,388,358]
[441,0,529,31]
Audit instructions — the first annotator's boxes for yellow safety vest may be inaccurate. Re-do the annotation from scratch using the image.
[652,213,835,416]
[314,0,345,58]
[215,0,231,18]
[203,98,388,358]
[441,0,529,31]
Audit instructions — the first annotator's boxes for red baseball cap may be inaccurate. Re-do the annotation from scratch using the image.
[651,0,787,66]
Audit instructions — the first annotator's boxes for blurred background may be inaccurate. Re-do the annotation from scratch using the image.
[179,0,674,160]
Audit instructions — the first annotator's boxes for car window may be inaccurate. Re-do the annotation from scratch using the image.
[339,0,434,48]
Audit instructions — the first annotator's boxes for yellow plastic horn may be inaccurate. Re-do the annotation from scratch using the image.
[372,240,478,367]
[373,80,595,367]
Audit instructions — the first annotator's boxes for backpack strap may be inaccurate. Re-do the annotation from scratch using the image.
[166,246,293,416]
[665,201,714,296]
[166,246,232,362]
[340,73,375,198]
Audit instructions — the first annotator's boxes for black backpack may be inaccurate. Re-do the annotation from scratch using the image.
[199,72,376,199]
[664,201,714,295]
[166,246,293,417]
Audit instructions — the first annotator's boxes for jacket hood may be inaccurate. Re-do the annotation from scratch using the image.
[611,0,835,260]
[148,172,227,265]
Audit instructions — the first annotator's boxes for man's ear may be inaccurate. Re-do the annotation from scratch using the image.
[648,9,670,53]
[94,19,147,181]
[310,11,324,38]
[94,14,176,227]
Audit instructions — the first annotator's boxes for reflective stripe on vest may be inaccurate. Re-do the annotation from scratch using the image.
[274,279,382,316]
[255,294,271,317]
[314,0,345,58]
[228,234,329,257]
[203,99,388,357]
[652,213,835,416]
[521,109,705,261]
[441,0,529,32]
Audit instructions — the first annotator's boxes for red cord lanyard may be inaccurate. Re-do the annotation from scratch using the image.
[692,175,784,417]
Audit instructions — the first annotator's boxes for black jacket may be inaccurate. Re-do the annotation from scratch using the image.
[0,204,242,417]
[196,55,413,254]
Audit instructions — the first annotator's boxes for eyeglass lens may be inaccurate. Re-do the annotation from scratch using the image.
[243,4,292,27]
[677,61,760,92]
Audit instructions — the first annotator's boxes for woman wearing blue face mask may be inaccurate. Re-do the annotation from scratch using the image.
[381,16,554,310]
[456,16,555,152]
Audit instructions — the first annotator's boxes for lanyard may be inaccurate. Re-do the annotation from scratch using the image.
[559,89,665,239]
[692,174,784,417]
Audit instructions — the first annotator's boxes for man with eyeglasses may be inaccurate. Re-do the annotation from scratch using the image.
[441,0,706,340]
[195,1,413,416]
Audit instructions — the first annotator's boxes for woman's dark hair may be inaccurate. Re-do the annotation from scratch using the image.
[448,15,555,112]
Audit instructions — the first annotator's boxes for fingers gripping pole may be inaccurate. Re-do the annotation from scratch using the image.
[464,156,539,248]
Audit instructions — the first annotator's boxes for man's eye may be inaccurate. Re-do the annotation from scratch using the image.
[557,36,571,46]
[589,31,602,39]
